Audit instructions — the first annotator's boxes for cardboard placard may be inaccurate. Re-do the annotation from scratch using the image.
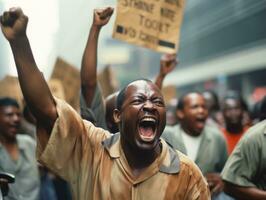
[98,65,119,98]
[0,75,23,109]
[162,85,176,105]
[51,57,80,110]
[48,79,66,100]
[113,0,185,53]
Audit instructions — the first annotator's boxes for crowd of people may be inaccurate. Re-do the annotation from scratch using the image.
[0,6,265,200]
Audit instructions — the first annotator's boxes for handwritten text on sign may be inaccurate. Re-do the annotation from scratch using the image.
[113,0,185,53]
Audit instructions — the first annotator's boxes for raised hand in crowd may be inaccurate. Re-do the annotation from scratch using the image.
[1,7,211,200]
[155,53,178,89]
[0,7,27,41]
[93,7,113,27]
[0,7,57,137]
[81,7,114,107]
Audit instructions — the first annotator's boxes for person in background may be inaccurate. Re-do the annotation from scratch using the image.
[162,92,230,200]
[80,7,114,131]
[202,90,224,127]
[222,120,266,200]
[221,93,250,154]
[165,98,179,126]
[0,97,40,200]
[18,104,36,139]
[1,7,210,199]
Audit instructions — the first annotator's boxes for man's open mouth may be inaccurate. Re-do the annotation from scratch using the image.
[9,123,19,131]
[195,117,206,127]
[138,117,157,142]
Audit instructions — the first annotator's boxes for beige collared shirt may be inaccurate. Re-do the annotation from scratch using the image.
[37,98,210,200]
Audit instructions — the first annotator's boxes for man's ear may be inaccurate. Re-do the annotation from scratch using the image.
[176,109,184,120]
[113,109,121,123]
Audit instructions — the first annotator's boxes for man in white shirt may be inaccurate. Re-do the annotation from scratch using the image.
[162,92,230,200]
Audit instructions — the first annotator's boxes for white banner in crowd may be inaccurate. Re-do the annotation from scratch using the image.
[113,0,185,53]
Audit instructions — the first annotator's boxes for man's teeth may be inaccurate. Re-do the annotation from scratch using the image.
[141,117,156,123]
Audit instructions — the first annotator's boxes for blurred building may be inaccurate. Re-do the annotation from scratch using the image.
[1,0,265,106]
[99,0,266,106]
[164,0,266,104]
[0,0,60,79]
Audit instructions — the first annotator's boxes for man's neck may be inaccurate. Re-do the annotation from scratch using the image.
[121,141,162,176]
[226,124,243,134]
[181,124,201,137]
[0,135,17,146]
[0,136,19,161]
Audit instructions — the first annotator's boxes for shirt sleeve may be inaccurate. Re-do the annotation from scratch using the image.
[188,177,211,200]
[37,97,109,182]
[216,132,228,172]
[221,131,260,188]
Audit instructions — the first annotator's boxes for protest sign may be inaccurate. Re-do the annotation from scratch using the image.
[113,0,185,53]
[0,75,23,109]
[51,57,80,110]
[48,79,66,100]
[98,65,119,98]
[162,85,176,104]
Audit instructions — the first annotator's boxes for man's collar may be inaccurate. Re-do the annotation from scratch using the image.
[201,126,212,141]
[180,125,207,141]
[263,120,266,135]
[159,139,180,174]
[0,137,25,151]
[102,134,180,174]
[101,133,120,158]
[17,139,26,150]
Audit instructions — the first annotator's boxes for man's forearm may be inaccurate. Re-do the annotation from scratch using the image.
[224,182,266,200]
[10,35,57,130]
[80,7,113,107]
[155,74,165,89]
[80,25,101,106]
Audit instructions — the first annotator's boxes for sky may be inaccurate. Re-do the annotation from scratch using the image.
[0,0,120,78]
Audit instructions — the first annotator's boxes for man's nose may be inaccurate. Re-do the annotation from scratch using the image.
[198,106,206,114]
[143,100,155,111]
[12,114,20,122]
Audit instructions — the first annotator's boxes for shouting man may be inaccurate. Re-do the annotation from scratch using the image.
[0,7,210,199]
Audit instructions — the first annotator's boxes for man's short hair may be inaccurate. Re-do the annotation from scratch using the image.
[0,97,19,108]
[176,91,201,110]
[221,91,245,110]
[116,79,153,110]
[202,90,220,111]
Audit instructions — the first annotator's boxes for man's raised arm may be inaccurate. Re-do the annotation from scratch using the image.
[155,54,178,89]
[81,7,113,107]
[0,8,57,134]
